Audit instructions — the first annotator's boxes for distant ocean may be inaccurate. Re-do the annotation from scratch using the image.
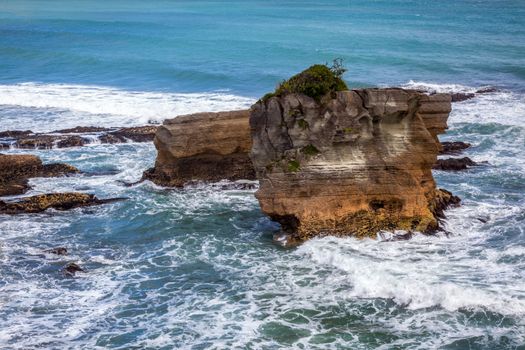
[0,1,524,349]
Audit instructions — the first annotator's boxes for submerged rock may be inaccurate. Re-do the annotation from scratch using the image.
[0,154,79,196]
[440,141,471,155]
[143,110,256,187]
[0,192,124,214]
[433,157,480,171]
[45,247,68,255]
[64,262,85,276]
[250,88,458,241]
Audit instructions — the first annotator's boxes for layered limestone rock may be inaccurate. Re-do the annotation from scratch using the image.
[144,110,256,187]
[250,88,458,241]
[0,154,79,196]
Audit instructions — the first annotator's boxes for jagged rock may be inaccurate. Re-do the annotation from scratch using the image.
[433,157,479,171]
[0,130,33,138]
[143,110,256,187]
[476,87,498,94]
[440,141,471,155]
[451,92,476,102]
[0,154,79,196]
[45,247,68,255]
[15,135,85,149]
[99,126,158,143]
[0,126,158,149]
[64,262,85,276]
[0,192,124,214]
[250,88,458,241]
[53,126,111,133]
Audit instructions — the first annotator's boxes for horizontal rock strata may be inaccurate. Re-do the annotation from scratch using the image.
[0,154,79,196]
[250,88,458,241]
[144,110,256,187]
[0,193,124,214]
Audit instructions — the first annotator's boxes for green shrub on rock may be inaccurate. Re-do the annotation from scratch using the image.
[262,60,348,102]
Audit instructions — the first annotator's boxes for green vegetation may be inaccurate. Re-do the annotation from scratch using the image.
[297,119,309,130]
[302,144,320,156]
[343,127,353,134]
[261,59,348,102]
[287,160,301,172]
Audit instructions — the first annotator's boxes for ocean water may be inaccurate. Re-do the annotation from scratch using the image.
[0,1,524,349]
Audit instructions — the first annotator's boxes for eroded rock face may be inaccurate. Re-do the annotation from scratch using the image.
[0,154,79,196]
[250,89,457,241]
[144,110,256,186]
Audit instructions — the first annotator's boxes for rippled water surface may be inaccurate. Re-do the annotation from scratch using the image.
[1,1,524,349]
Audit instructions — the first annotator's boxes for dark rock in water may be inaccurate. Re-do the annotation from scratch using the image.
[0,154,80,196]
[0,125,157,149]
[451,92,476,102]
[0,130,33,138]
[0,193,125,214]
[476,87,498,94]
[100,126,158,143]
[14,134,89,149]
[440,141,471,155]
[477,216,489,223]
[430,188,461,219]
[64,262,85,276]
[433,157,479,171]
[45,247,68,255]
[53,126,111,133]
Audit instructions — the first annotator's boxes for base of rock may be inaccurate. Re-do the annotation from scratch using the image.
[143,152,255,187]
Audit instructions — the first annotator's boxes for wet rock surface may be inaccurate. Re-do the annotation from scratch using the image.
[0,154,79,196]
[440,141,471,155]
[250,88,458,241]
[64,262,85,276]
[0,125,158,149]
[45,247,68,255]
[433,157,480,171]
[144,110,256,187]
[0,192,125,214]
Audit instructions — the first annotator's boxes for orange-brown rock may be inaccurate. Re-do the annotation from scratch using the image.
[249,89,458,242]
[144,110,256,187]
[0,154,79,196]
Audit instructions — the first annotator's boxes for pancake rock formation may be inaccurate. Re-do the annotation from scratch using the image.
[250,88,458,241]
[144,110,256,187]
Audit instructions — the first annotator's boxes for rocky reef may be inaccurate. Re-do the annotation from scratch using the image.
[0,126,157,149]
[0,192,123,214]
[249,87,458,242]
[0,154,79,196]
[143,110,256,187]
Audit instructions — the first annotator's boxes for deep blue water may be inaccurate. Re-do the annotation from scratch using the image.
[0,1,524,349]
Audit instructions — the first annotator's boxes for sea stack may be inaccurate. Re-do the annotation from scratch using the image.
[249,87,458,242]
[144,110,256,187]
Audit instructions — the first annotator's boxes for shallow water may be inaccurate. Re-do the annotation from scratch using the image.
[1,1,524,349]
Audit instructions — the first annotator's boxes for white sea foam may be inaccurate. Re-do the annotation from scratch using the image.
[403,80,525,127]
[0,82,255,132]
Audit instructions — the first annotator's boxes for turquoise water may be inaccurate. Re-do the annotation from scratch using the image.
[0,1,525,349]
